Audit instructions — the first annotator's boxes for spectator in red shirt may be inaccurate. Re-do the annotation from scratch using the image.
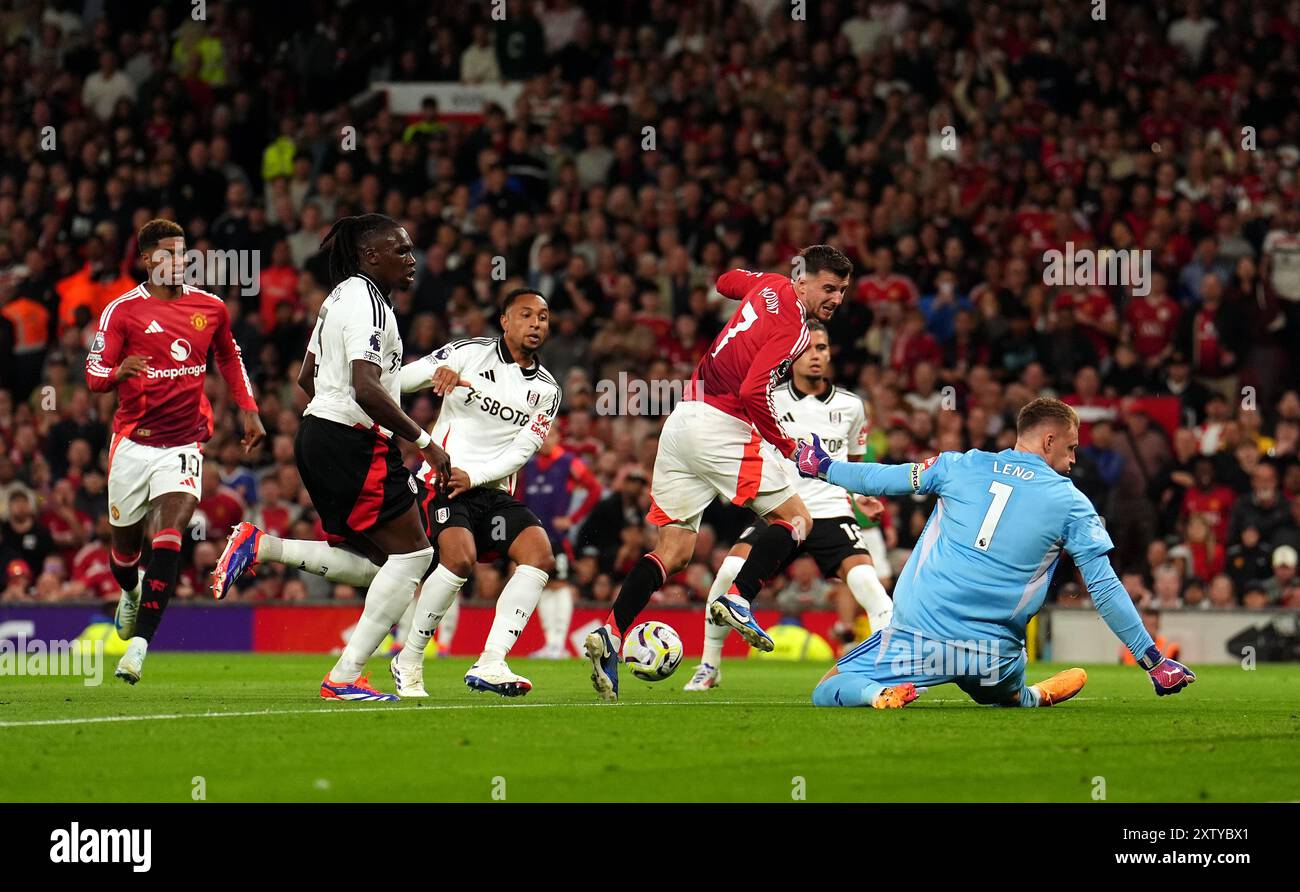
[661,314,707,372]
[889,309,943,374]
[1179,272,1244,382]
[1184,513,1226,581]
[560,409,603,461]
[249,476,297,539]
[197,466,245,542]
[71,526,120,599]
[1124,274,1182,369]
[40,479,91,566]
[257,240,300,333]
[856,246,919,306]
[1181,456,1237,542]
[1063,366,1117,446]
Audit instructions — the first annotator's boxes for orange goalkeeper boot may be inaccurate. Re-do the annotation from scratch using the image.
[872,682,922,709]
[1030,668,1088,706]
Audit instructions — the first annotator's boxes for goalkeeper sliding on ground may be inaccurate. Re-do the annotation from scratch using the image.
[791,397,1196,709]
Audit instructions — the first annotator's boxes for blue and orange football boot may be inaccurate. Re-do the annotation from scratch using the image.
[213,521,262,600]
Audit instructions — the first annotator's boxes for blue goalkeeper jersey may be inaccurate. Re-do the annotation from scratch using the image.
[827,448,1125,652]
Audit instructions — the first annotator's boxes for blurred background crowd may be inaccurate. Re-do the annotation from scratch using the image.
[1,0,1300,619]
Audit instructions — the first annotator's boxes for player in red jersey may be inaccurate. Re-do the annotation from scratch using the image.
[583,244,852,699]
[85,219,264,684]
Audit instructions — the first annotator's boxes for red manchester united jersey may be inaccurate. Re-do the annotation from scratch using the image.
[85,284,258,447]
[690,269,810,456]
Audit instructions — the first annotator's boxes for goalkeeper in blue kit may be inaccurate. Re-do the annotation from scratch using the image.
[791,397,1196,709]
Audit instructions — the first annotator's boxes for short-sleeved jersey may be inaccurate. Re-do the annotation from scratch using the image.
[85,283,258,447]
[692,269,810,456]
[403,337,561,494]
[303,274,403,434]
[771,381,868,518]
[829,448,1113,650]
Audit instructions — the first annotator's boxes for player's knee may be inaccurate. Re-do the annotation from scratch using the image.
[439,554,473,578]
[811,678,843,707]
[529,550,556,576]
[392,546,434,581]
[657,551,690,575]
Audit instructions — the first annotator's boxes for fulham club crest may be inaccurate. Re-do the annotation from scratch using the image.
[526,390,541,408]
[436,507,450,524]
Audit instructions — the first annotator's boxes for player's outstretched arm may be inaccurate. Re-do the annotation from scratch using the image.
[1077,553,1196,697]
[403,358,475,397]
[714,268,769,300]
[795,435,937,497]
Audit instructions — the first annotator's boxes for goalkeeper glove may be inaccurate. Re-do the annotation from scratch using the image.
[1138,646,1196,696]
[793,434,833,480]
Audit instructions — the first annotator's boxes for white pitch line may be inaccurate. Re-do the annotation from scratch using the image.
[0,695,1105,729]
[0,699,809,729]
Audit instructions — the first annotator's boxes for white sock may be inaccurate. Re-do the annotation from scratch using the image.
[329,547,432,684]
[846,563,893,632]
[480,565,549,663]
[399,564,467,667]
[394,596,416,644]
[258,535,382,587]
[702,555,745,666]
[538,583,575,650]
[438,597,461,651]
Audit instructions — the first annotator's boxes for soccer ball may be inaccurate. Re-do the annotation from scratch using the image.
[621,621,684,681]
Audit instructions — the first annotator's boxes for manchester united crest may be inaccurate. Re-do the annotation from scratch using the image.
[191,313,207,331]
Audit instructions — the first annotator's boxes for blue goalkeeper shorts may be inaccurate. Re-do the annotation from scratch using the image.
[811,627,1031,707]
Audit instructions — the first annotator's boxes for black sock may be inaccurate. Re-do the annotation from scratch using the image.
[607,555,665,639]
[135,529,183,642]
[109,550,140,593]
[730,520,800,602]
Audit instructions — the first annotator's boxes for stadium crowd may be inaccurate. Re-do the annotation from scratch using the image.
[1,0,1300,620]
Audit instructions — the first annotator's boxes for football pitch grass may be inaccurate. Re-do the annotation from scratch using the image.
[1,655,1297,803]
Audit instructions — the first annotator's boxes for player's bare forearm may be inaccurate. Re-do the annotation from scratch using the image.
[298,352,316,399]
[351,360,423,443]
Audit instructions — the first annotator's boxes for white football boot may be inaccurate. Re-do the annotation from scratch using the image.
[114,638,148,685]
[464,660,532,697]
[682,662,721,691]
[389,654,428,698]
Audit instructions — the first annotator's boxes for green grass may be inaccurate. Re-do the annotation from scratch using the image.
[1,655,1298,802]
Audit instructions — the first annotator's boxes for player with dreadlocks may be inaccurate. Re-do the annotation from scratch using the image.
[213,214,452,701]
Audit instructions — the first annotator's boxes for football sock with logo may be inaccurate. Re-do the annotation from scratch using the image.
[480,565,549,662]
[729,520,800,603]
[110,548,141,594]
[606,554,666,640]
[398,564,468,668]
[701,555,746,666]
[256,535,382,586]
[845,563,893,631]
[134,529,183,642]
